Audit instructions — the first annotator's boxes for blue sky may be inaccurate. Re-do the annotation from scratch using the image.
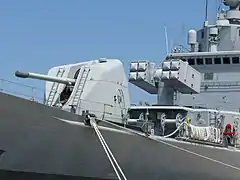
[0,0,222,103]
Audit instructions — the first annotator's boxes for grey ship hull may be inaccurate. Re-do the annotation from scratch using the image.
[0,92,240,180]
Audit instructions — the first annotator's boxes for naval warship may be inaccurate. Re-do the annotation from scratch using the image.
[1,0,240,179]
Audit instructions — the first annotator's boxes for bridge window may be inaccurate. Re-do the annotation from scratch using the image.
[196,58,204,65]
[232,57,240,64]
[204,73,214,80]
[223,57,230,64]
[205,58,212,64]
[188,59,195,65]
[214,58,221,64]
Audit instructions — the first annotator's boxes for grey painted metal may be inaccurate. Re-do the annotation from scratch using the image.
[45,67,66,106]
[126,0,240,156]
[129,1,240,111]
[2,1,240,179]
[0,92,240,179]
[15,70,75,85]
[70,66,90,107]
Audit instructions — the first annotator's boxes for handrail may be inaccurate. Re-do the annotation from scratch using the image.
[0,78,44,90]
[0,78,45,102]
[201,81,240,87]
[0,78,129,118]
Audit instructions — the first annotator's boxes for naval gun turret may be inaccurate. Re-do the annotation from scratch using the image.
[15,59,131,125]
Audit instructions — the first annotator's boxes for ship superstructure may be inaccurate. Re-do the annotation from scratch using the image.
[14,0,240,148]
[1,1,240,180]
[128,0,240,147]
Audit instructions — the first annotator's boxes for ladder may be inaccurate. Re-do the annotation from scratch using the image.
[45,68,65,106]
[118,88,126,117]
[71,66,90,107]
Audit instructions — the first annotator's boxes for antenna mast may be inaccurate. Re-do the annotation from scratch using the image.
[205,0,208,20]
[217,0,222,13]
[164,25,169,55]
[204,0,209,26]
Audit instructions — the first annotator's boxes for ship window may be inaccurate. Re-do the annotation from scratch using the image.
[214,58,221,64]
[205,58,212,64]
[188,59,195,65]
[204,73,214,80]
[223,57,230,64]
[196,58,204,65]
[232,57,240,64]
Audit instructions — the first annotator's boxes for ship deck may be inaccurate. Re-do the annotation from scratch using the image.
[0,92,240,180]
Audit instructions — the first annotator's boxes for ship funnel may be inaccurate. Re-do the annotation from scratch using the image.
[15,70,76,85]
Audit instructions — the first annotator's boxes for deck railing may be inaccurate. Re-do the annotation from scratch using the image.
[0,78,129,122]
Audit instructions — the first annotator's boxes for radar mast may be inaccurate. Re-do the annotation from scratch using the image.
[224,0,240,24]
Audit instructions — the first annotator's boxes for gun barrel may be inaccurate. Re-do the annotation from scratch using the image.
[15,71,76,85]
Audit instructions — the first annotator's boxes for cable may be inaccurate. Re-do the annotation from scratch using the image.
[55,116,240,172]
[96,118,240,171]
[90,118,127,180]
